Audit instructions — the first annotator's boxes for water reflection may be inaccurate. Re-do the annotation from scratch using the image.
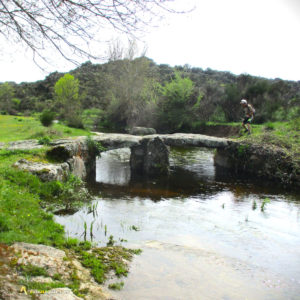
[96,148,131,186]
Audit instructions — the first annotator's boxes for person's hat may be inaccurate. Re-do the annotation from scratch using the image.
[240,99,247,104]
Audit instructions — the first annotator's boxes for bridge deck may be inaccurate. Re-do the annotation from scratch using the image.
[92,132,230,149]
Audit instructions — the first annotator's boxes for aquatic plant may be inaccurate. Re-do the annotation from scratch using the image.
[87,202,98,218]
[107,235,115,246]
[261,197,270,212]
[90,220,95,241]
[109,281,124,290]
[130,225,140,231]
[83,221,87,241]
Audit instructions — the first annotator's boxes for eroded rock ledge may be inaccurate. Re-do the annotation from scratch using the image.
[214,141,300,187]
[0,243,112,300]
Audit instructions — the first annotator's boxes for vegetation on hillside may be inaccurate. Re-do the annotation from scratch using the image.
[1,57,299,133]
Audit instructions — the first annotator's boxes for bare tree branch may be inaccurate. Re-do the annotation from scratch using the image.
[0,0,188,66]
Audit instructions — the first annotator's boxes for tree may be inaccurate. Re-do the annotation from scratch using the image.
[158,71,196,132]
[105,56,159,131]
[0,82,16,114]
[0,0,178,64]
[54,73,82,127]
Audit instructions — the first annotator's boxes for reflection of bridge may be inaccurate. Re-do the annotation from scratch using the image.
[92,132,230,149]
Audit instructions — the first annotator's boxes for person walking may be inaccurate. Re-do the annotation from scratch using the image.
[240,99,255,134]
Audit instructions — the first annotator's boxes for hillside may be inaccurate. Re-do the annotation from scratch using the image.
[1,57,299,133]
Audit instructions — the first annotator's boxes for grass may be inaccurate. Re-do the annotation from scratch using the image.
[0,148,88,246]
[18,279,66,291]
[0,115,91,143]
[17,263,49,277]
[75,245,142,284]
[237,119,300,156]
[0,115,141,295]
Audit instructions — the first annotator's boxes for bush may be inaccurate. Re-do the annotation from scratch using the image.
[86,136,105,156]
[38,136,52,145]
[209,106,226,123]
[66,114,84,129]
[40,110,55,127]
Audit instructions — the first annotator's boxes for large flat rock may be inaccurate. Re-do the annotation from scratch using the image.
[92,132,229,149]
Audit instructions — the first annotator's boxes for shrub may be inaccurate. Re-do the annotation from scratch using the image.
[38,136,52,145]
[209,106,226,123]
[66,114,84,129]
[86,136,105,156]
[40,110,55,127]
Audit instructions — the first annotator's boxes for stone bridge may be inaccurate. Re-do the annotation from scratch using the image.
[91,132,229,149]
[7,132,299,187]
[92,133,229,177]
[8,133,230,181]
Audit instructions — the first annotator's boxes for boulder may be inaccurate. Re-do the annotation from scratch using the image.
[67,156,87,180]
[214,141,300,187]
[47,137,88,161]
[1,243,111,300]
[130,136,169,177]
[129,126,156,136]
[13,159,70,182]
[7,140,43,150]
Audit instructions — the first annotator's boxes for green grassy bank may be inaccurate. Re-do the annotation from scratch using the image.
[238,119,300,157]
[0,115,92,245]
[0,116,143,296]
[0,115,90,142]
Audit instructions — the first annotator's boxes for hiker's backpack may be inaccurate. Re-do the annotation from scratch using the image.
[248,104,255,115]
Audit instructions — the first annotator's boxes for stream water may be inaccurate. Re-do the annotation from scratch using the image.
[55,147,300,300]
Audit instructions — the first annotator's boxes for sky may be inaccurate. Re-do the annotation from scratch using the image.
[0,0,300,83]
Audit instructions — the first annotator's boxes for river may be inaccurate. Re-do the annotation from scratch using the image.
[55,147,300,300]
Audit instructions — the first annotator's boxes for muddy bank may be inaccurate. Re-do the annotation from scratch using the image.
[215,141,300,188]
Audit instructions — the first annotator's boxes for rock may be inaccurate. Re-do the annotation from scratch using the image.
[37,288,81,300]
[0,142,5,149]
[13,243,66,259]
[1,243,112,300]
[214,149,231,168]
[130,136,169,177]
[7,140,44,150]
[11,243,69,283]
[144,137,170,176]
[92,133,141,149]
[67,156,87,180]
[214,142,300,187]
[47,138,88,161]
[129,126,156,136]
[161,133,229,148]
[13,159,70,181]
[92,132,229,148]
